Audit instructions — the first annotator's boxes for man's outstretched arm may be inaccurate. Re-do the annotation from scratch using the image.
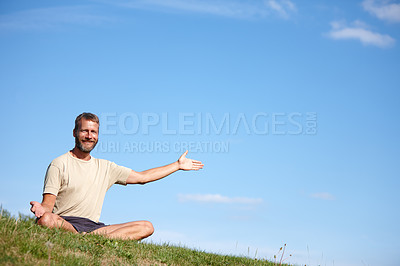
[126,151,204,185]
[30,194,56,218]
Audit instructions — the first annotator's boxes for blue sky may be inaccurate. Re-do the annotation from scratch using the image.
[1,0,399,265]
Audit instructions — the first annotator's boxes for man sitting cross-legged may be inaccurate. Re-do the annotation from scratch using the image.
[30,112,204,240]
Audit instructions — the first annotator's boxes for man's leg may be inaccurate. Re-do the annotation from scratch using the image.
[37,212,77,233]
[90,220,154,240]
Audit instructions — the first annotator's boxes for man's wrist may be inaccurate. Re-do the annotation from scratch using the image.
[174,161,181,171]
[41,204,52,213]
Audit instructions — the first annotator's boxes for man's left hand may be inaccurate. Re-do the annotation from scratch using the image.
[178,150,204,171]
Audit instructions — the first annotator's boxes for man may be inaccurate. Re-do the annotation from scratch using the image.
[30,112,204,240]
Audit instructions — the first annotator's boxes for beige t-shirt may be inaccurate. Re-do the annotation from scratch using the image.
[43,152,131,222]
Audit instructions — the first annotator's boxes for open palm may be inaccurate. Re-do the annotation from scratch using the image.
[178,150,204,171]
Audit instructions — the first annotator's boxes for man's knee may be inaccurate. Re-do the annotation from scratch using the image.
[37,213,58,228]
[139,221,154,237]
[145,221,154,236]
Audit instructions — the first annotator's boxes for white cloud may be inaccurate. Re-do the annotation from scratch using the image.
[149,229,187,242]
[310,192,335,201]
[111,0,296,20]
[178,193,263,204]
[0,6,114,31]
[266,0,297,19]
[362,0,400,23]
[113,0,265,19]
[327,20,395,48]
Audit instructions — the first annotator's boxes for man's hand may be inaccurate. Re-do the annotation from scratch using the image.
[30,201,46,218]
[178,150,204,171]
[30,194,56,218]
[126,151,204,184]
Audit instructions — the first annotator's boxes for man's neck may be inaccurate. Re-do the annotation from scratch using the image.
[70,147,91,161]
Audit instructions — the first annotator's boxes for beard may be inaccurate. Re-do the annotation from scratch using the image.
[75,137,98,153]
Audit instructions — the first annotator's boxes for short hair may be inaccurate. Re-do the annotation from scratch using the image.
[74,112,100,134]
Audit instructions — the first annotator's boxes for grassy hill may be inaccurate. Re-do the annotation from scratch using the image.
[0,209,288,265]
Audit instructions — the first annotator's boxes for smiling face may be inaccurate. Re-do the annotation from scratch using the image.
[73,118,99,153]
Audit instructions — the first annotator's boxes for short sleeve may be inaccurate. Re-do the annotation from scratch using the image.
[108,162,131,186]
[43,164,62,196]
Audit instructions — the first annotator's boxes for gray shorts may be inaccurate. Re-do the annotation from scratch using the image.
[61,216,108,233]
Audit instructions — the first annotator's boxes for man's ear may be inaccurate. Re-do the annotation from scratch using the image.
[73,129,76,138]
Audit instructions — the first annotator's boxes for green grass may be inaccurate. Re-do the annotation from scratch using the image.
[0,209,288,265]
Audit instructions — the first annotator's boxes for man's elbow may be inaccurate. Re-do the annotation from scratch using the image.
[137,172,149,185]
[136,179,147,185]
[128,171,148,185]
